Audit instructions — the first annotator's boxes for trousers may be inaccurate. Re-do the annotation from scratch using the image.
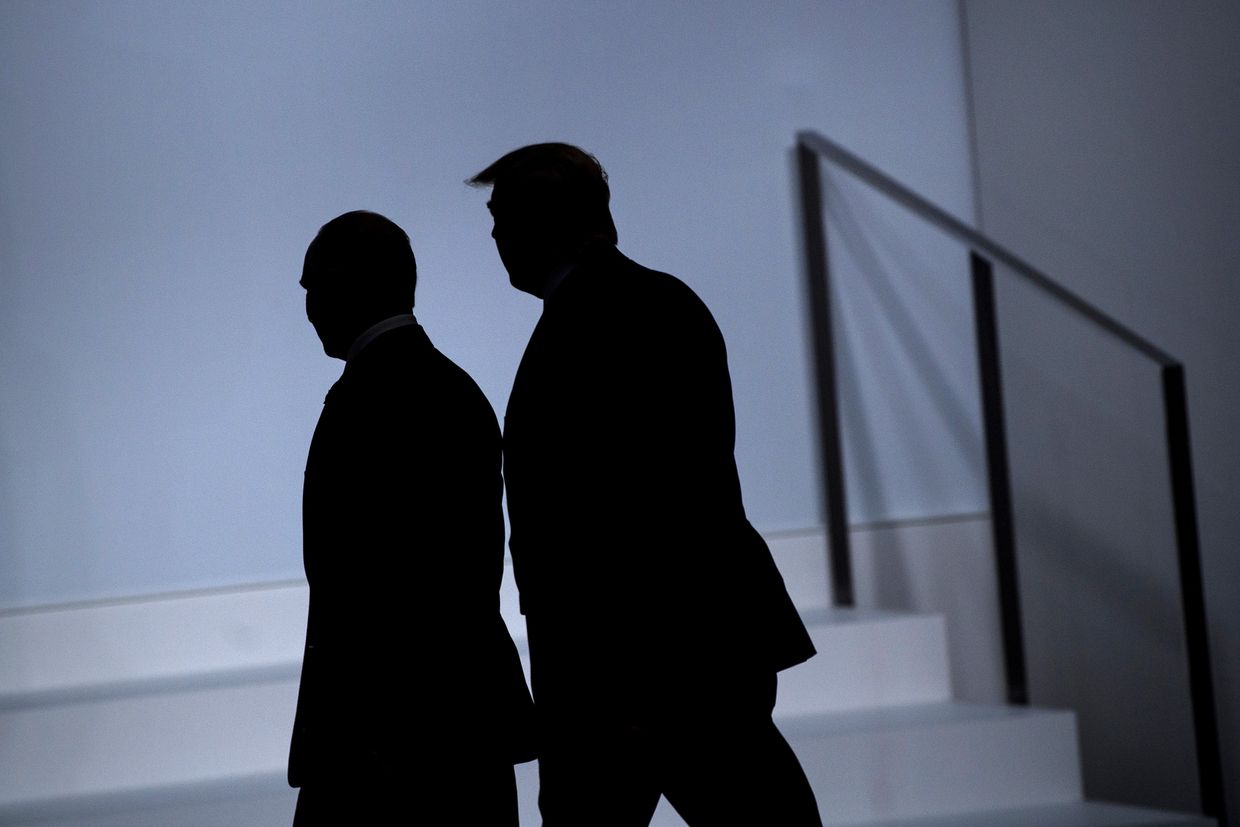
[536,671,822,826]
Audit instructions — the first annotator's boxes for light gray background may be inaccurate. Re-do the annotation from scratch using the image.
[964,0,1240,819]
[0,1,979,608]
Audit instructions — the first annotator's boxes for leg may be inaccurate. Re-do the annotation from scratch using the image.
[427,760,520,826]
[291,761,519,826]
[662,718,821,826]
[537,718,663,827]
[527,619,663,827]
[658,674,823,826]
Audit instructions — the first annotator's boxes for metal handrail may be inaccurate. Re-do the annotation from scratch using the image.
[794,129,1224,822]
[797,131,1175,364]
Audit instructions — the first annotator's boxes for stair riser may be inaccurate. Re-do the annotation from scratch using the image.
[777,614,952,716]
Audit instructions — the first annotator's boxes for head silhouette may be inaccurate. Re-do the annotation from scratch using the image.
[300,211,417,359]
[469,143,617,298]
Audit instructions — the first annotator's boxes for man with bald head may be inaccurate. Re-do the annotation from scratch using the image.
[471,146,822,825]
[288,211,533,825]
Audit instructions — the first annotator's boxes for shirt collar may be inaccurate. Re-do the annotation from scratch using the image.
[346,314,417,362]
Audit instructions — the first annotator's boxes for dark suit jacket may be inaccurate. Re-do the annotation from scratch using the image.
[503,244,815,712]
[288,322,534,788]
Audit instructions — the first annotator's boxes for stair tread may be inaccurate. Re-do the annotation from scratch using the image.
[855,800,1214,826]
[777,699,1068,733]
[798,607,944,625]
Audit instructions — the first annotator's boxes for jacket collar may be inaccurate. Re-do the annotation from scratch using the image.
[324,318,428,406]
[346,313,418,362]
[544,242,621,311]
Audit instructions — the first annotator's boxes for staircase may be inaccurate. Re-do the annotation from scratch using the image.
[0,531,1216,826]
[695,607,1212,826]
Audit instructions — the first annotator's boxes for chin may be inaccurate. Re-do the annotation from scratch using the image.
[507,270,543,298]
[320,339,345,360]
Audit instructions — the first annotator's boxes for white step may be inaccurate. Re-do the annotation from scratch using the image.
[776,609,951,716]
[517,700,1215,827]
[856,801,1215,826]
[0,679,299,810]
[0,785,1213,827]
[510,608,952,718]
[1,568,1206,827]
[0,786,299,827]
[646,702,1083,825]
[0,667,1209,827]
[516,702,1085,826]
[0,583,307,705]
[2,682,1071,824]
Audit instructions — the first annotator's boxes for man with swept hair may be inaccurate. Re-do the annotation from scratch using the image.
[289,210,534,825]
[470,146,822,825]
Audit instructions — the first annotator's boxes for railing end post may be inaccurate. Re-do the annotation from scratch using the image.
[970,251,1029,706]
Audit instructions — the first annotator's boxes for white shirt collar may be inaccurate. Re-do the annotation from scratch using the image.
[346,314,417,362]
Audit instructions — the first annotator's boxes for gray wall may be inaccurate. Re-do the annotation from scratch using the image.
[962,1,1240,820]
[0,2,979,608]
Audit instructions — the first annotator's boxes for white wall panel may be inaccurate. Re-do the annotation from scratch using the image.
[0,1,977,607]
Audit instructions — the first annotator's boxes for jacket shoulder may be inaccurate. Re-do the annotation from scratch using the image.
[576,249,718,328]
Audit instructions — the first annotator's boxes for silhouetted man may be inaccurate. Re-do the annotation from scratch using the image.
[288,211,534,826]
[471,145,822,825]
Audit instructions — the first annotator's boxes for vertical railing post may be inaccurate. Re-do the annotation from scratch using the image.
[796,140,855,607]
[970,251,1028,705]
[1162,364,1227,822]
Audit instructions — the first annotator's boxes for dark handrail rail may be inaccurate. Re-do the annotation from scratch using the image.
[797,130,1176,366]
[795,129,1224,822]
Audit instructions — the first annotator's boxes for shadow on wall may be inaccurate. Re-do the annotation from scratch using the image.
[785,144,987,529]
[826,173,984,495]
[989,255,1206,810]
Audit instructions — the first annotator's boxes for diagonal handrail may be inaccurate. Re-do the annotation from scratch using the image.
[795,129,1224,823]
[797,130,1176,365]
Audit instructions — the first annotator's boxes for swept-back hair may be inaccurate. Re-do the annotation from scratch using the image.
[469,143,618,246]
